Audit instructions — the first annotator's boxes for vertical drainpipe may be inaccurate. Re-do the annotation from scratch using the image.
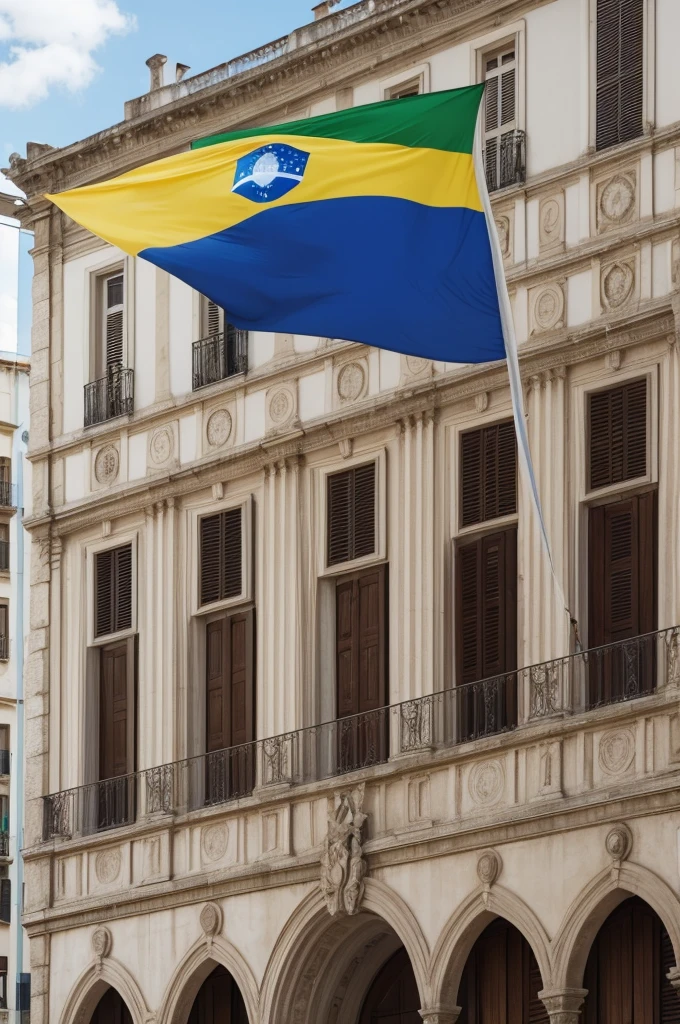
[13,369,25,1024]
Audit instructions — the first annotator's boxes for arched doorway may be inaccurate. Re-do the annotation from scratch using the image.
[90,988,132,1024]
[457,918,548,1023]
[359,947,421,1023]
[187,965,248,1024]
[582,895,678,1023]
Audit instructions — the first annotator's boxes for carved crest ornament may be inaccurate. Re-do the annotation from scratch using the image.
[320,785,368,916]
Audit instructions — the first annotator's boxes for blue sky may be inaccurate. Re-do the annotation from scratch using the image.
[0,0,355,168]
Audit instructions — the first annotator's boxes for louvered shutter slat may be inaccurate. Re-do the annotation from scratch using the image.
[458,543,481,683]
[222,507,243,599]
[201,514,223,605]
[596,0,644,150]
[207,300,222,336]
[352,463,376,559]
[95,544,133,638]
[500,69,516,126]
[485,136,498,191]
[95,550,114,638]
[200,508,243,605]
[328,471,352,566]
[461,422,517,527]
[114,545,133,632]
[461,431,482,527]
[327,463,376,566]
[485,76,499,132]
[0,880,9,923]
[106,309,124,367]
[588,379,647,490]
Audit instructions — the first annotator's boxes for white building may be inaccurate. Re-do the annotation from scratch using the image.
[6,0,680,1022]
[0,192,33,1024]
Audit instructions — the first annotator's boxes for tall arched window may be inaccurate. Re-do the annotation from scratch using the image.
[359,947,421,1024]
[457,918,548,1024]
[187,965,248,1024]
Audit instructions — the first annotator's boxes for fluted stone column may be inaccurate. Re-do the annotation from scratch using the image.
[539,989,587,1023]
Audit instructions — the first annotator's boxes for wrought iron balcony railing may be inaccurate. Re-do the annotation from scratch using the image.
[0,637,8,662]
[0,833,9,858]
[42,627,680,842]
[0,484,14,509]
[192,328,248,390]
[84,366,134,427]
[485,128,526,193]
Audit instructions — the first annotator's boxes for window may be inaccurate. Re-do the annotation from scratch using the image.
[193,296,248,389]
[588,379,647,491]
[460,421,517,528]
[0,459,11,508]
[327,463,376,566]
[0,727,8,777]
[0,880,10,923]
[388,80,420,99]
[200,509,243,606]
[94,544,133,638]
[0,523,8,572]
[483,44,520,192]
[596,0,644,151]
[0,956,6,1007]
[0,605,8,661]
[97,271,124,378]
[205,610,255,800]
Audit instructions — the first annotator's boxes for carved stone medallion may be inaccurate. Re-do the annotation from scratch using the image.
[95,848,121,884]
[199,901,223,937]
[495,215,510,258]
[206,408,232,448]
[202,823,228,863]
[268,387,293,425]
[94,445,119,485]
[149,426,173,466]
[405,356,430,376]
[598,728,635,776]
[539,194,564,251]
[337,362,365,403]
[600,173,635,224]
[477,849,502,887]
[532,284,564,332]
[605,823,633,862]
[91,926,112,959]
[602,261,634,309]
[469,761,505,806]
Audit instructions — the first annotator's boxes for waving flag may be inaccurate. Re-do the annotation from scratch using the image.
[46,85,506,363]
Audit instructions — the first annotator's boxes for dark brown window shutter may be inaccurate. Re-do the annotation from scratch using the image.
[206,609,255,752]
[327,463,376,566]
[336,565,387,718]
[200,507,243,606]
[0,460,10,488]
[461,421,516,527]
[0,880,10,923]
[589,378,647,490]
[105,274,124,367]
[455,529,517,686]
[457,919,548,1024]
[95,544,133,638]
[0,606,7,639]
[596,0,644,151]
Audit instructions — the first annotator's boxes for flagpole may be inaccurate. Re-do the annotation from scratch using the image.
[473,106,574,637]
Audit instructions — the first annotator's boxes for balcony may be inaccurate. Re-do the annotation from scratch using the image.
[486,128,526,193]
[84,366,134,427]
[41,627,679,843]
[192,329,248,390]
[0,485,14,510]
[0,638,8,663]
[0,833,8,858]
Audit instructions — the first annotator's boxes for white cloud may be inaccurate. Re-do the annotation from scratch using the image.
[0,0,135,109]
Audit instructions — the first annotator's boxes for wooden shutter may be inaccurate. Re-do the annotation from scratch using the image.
[589,490,657,647]
[188,965,250,1024]
[336,565,387,719]
[461,421,516,527]
[596,0,644,151]
[327,463,376,566]
[202,297,224,337]
[0,606,7,639]
[456,529,517,686]
[91,988,133,1024]
[105,274,124,368]
[588,379,647,490]
[206,610,254,752]
[95,544,133,638]
[484,45,517,191]
[0,459,10,488]
[358,948,421,1023]
[661,925,680,1024]
[457,919,549,1024]
[0,880,10,923]
[200,507,243,606]
[99,639,135,780]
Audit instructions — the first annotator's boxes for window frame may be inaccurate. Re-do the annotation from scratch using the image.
[86,534,139,647]
[191,495,253,617]
[88,254,134,385]
[380,63,430,100]
[450,413,520,541]
[316,448,387,578]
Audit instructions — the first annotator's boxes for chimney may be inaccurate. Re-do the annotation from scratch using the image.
[176,63,191,83]
[145,54,167,91]
[312,0,340,18]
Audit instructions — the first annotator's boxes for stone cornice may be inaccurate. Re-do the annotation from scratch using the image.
[5,0,550,197]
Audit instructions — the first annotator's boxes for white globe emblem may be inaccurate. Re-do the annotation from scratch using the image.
[252,152,280,188]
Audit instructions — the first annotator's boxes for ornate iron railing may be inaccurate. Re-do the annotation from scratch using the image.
[0,483,14,509]
[42,627,679,841]
[486,128,526,193]
[84,366,134,427]
[192,329,248,390]
[0,637,8,662]
[0,833,9,858]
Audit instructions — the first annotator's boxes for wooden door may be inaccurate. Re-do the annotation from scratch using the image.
[455,529,517,741]
[457,919,548,1024]
[588,490,657,705]
[336,565,388,771]
[582,896,679,1024]
[188,965,249,1024]
[90,988,132,1024]
[359,947,421,1024]
[99,639,135,828]
[205,610,255,802]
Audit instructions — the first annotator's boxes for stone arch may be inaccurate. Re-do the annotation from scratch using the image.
[157,936,260,1024]
[60,960,150,1024]
[260,878,431,1024]
[552,862,680,991]
[429,885,553,1009]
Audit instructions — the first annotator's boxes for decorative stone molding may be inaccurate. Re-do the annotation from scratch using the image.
[494,206,514,263]
[95,848,121,884]
[206,408,233,449]
[468,760,505,806]
[420,1010,461,1024]
[539,192,565,254]
[147,422,178,471]
[201,823,229,864]
[666,627,680,687]
[605,348,622,371]
[401,354,433,385]
[476,849,502,888]
[474,392,488,413]
[596,170,637,232]
[91,926,112,960]
[266,381,298,432]
[199,901,223,938]
[604,823,633,864]
[539,989,587,1024]
[93,444,120,487]
[334,357,368,406]
[320,784,367,916]
[338,437,353,459]
[598,727,635,776]
[601,257,636,311]
[530,282,565,334]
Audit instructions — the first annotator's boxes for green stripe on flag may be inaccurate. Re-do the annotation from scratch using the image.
[191,84,484,155]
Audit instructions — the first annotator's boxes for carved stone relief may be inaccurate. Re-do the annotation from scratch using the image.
[320,785,367,916]
[91,926,112,960]
[468,760,505,806]
[530,282,565,334]
[605,822,633,863]
[477,848,502,887]
[539,192,564,253]
[206,408,232,448]
[201,823,228,863]
[93,444,120,487]
[266,381,298,433]
[601,258,636,311]
[334,358,368,407]
[596,170,637,232]
[199,901,223,937]
[95,848,121,885]
[400,354,433,385]
[494,206,514,263]
[598,728,635,776]
[147,422,178,471]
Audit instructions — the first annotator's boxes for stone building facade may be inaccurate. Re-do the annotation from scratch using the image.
[6,0,680,1022]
